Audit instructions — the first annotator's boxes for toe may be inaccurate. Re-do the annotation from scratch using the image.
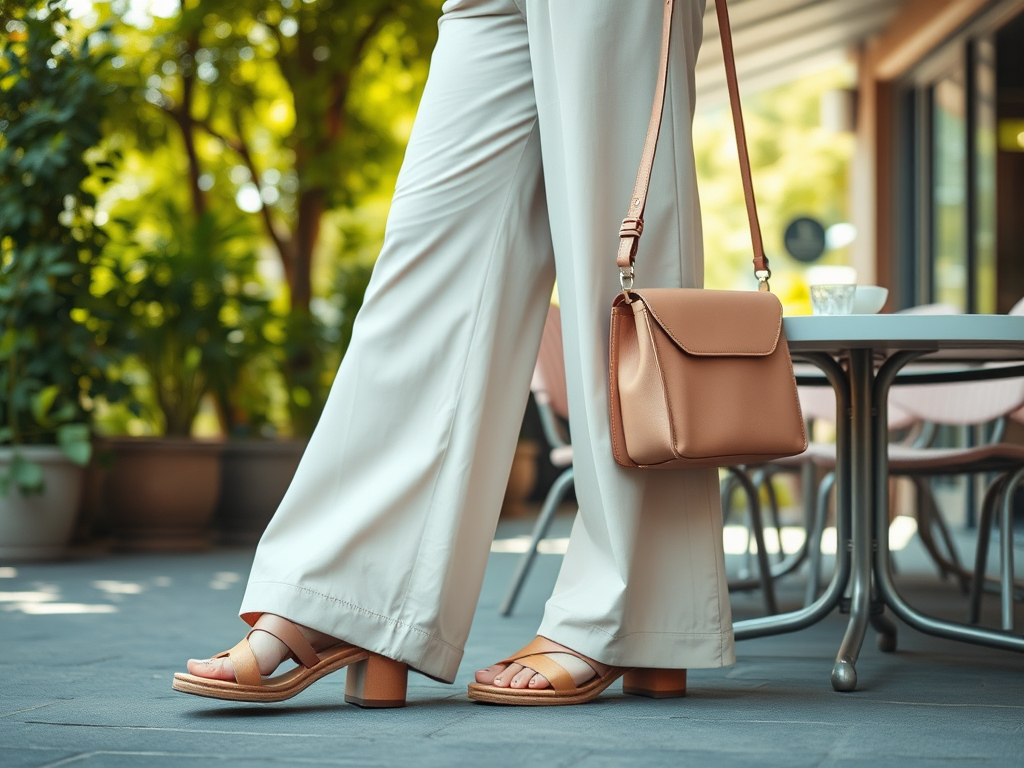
[492,663,524,688]
[474,663,508,685]
[528,672,551,690]
[186,657,235,681]
[510,666,537,689]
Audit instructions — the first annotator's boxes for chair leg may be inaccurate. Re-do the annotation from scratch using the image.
[499,467,574,617]
[730,467,778,616]
[804,470,836,608]
[930,490,968,591]
[1000,468,1024,632]
[720,473,740,524]
[913,479,960,586]
[721,473,752,578]
[914,478,970,593]
[967,476,1007,625]
[755,469,785,564]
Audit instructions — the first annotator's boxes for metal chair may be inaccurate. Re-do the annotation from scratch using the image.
[888,296,1024,629]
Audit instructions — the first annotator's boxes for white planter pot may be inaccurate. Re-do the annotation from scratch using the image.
[0,446,84,561]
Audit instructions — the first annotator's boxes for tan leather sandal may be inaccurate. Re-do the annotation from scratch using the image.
[171,614,408,708]
[466,636,687,706]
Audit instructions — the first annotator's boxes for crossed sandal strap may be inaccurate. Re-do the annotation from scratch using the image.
[214,639,263,687]
[248,614,321,669]
[498,636,600,693]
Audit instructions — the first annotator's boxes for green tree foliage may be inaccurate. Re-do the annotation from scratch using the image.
[97,207,274,436]
[0,1,126,493]
[88,0,441,433]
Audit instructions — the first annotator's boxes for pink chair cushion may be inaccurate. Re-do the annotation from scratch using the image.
[797,386,916,430]
[531,304,569,420]
[889,373,1024,426]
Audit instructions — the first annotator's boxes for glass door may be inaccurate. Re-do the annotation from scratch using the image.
[931,65,969,311]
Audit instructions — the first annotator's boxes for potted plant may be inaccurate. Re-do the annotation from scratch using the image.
[97,208,272,550]
[0,5,125,559]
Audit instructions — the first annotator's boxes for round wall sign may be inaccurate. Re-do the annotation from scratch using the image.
[784,217,827,263]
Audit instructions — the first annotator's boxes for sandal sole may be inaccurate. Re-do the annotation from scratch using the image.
[466,668,626,706]
[172,646,369,703]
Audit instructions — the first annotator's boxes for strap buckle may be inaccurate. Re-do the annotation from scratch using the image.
[755,269,771,293]
[619,266,635,297]
[619,217,644,239]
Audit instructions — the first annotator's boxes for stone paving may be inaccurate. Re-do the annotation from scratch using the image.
[2,512,1023,768]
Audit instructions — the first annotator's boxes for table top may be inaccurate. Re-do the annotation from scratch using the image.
[783,314,1024,358]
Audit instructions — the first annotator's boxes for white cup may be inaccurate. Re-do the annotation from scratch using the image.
[852,285,888,314]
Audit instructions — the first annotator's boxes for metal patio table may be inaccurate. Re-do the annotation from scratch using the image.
[732,313,1024,691]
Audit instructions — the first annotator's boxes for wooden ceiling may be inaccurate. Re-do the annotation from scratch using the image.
[695,0,906,106]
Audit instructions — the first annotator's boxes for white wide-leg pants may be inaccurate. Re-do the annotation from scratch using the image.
[240,0,734,683]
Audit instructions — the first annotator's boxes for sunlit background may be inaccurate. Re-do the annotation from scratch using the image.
[1,0,861,442]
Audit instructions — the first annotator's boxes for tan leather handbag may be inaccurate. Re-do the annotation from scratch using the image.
[609,0,807,469]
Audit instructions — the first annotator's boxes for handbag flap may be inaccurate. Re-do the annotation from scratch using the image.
[633,288,783,357]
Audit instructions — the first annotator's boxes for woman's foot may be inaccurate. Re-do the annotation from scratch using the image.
[186,614,342,682]
[474,637,609,690]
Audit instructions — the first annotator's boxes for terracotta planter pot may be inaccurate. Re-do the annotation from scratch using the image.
[103,437,223,551]
[0,446,84,561]
[501,440,539,518]
[74,452,109,543]
[216,439,306,545]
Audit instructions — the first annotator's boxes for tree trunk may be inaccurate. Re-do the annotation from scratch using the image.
[178,38,205,220]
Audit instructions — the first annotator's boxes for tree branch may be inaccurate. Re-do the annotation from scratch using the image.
[350,6,395,72]
[228,111,292,277]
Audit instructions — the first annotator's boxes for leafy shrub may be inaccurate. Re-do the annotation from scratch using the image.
[0,3,125,494]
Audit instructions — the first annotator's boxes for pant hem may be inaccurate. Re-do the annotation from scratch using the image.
[537,603,736,669]
[239,580,464,683]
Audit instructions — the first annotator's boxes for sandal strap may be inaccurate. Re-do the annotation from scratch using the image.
[248,614,321,669]
[215,638,262,687]
[515,654,578,692]
[499,636,600,671]
[496,636,602,692]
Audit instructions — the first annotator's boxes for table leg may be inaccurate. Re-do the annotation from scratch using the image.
[870,607,899,653]
[831,349,874,692]
[873,351,1024,653]
[734,353,852,640]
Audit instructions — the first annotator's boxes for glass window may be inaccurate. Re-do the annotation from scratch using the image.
[932,70,968,311]
[974,38,997,314]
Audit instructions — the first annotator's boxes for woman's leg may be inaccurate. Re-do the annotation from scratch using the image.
[504,0,735,681]
[227,0,556,684]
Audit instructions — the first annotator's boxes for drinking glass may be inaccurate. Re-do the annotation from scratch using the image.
[809,284,855,315]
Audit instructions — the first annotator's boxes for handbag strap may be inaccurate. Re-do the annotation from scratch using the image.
[615,0,771,292]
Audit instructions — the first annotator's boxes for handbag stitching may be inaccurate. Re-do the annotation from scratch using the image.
[638,291,782,357]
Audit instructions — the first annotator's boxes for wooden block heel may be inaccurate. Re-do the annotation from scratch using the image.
[344,654,408,708]
[622,668,687,699]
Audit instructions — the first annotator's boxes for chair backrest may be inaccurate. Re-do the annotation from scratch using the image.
[797,385,916,431]
[532,304,569,420]
[889,376,1024,426]
[889,296,1024,426]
